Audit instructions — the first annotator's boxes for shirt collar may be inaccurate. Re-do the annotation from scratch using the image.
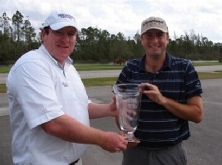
[39,45,73,68]
[139,52,172,72]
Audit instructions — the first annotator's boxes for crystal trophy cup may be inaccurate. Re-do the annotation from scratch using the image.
[112,83,141,142]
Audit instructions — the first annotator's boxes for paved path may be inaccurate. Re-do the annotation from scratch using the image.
[0,66,222,164]
[1,79,222,164]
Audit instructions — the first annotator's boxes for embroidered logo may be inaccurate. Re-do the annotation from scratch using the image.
[58,14,74,20]
[142,19,164,28]
[62,82,68,87]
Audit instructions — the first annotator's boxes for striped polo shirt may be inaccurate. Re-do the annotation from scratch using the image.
[116,53,203,149]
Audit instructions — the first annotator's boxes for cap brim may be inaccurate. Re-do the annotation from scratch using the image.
[141,27,168,34]
[50,22,78,31]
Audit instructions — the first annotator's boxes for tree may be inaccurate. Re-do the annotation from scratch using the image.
[0,12,11,34]
[0,10,222,64]
[22,18,36,50]
[0,12,12,64]
[12,11,24,42]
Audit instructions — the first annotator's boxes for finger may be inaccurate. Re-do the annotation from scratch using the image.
[119,131,125,136]
[127,142,139,148]
[140,83,152,91]
[116,148,122,153]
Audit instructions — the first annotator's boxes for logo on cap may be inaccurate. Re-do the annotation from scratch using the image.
[142,19,164,27]
[58,14,74,20]
[42,10,78,30]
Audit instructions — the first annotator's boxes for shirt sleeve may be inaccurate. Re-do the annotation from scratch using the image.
[116,65,128,84]
[185,61,203,99]
[12,61,64,129]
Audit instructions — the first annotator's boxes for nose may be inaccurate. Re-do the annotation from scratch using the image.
[61,33,69,42]
[151,35,159,42]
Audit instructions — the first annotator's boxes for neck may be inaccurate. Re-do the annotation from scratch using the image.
[145,53,166,73]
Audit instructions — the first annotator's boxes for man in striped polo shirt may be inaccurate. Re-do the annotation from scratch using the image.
[116,16,203,165]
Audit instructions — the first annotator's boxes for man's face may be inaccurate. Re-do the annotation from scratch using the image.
[140,29,169,58]
[42,26,77,65]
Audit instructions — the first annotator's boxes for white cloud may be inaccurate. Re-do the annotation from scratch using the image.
[1,0,222,42]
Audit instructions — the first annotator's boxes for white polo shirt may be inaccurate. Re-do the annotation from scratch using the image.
[7,45,90,165]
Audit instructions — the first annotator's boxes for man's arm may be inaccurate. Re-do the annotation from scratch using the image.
[140,83,203,123]
[88,96,117,119]
[41,114,127,152]
[160,95,203,123]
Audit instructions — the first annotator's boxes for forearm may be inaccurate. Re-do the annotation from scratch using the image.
[88,102,112,119]
[161,96,203,123]
[41,114,106,145]
[41,114,128,152]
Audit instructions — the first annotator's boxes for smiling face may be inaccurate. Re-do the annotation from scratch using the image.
[42,26,77,65]
[140,29,169,59]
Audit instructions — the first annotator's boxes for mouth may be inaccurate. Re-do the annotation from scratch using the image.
[149,45,160,48]
[58,45,69,49]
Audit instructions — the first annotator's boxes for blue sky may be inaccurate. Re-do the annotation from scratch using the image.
[1,0,222,42]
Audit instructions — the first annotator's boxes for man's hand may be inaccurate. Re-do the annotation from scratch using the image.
[108,96,118,117]
[127,140,140,148]
[99,132,128,152]
[119,131,140,148]
[139,83,166,105]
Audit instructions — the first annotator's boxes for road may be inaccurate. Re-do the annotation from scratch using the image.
[83,80,222,165]
[0,66,222,164]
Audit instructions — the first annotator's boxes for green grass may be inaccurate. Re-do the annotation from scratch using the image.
[83,77,117,86]
[192,61,222,66]
[0,66,11,73]
[198,71,222,79]
[0,64,124,73]
[74,64,124,71]
[0,84,6,93]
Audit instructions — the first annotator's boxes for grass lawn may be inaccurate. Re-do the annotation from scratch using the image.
[0,63,125,73]
[191,61,222,66]
[74,63,124,71]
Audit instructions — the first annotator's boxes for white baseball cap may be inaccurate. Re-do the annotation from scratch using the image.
[43,10,78,30]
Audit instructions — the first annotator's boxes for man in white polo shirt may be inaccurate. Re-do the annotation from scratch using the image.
[6,10,128,165]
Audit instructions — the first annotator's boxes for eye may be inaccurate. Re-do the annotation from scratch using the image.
[156,32,164,37]
[68,33,75,36]
[54,30,62,34]
[145,33,152,38]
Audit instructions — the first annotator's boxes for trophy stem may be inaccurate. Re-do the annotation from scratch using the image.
[124,131,139,142]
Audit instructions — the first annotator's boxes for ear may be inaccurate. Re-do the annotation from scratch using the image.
[41,29,46,37]
[40,29,46,43]
[140,36,144,45]
[166,34,170,44]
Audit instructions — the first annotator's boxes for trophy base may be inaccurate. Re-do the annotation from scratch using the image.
[125,133,139,142]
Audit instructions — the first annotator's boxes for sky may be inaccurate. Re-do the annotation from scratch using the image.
[1,0,222,43]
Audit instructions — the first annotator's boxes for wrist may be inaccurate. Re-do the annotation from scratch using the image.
[96,131,108,147]
[160,96,168,106]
